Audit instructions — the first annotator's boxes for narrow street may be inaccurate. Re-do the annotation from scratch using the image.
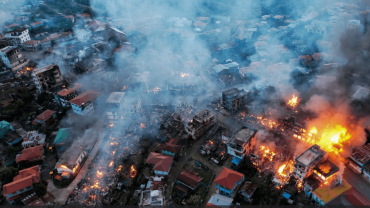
[47,130,105,205]
[343,168,370,200]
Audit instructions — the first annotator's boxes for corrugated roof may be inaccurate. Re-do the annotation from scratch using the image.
[351,143,370,165]
[313,180,352,204]
[16,145,44,163]
[344,187,370,206]
[54,128,72,144]
[32,109,56,125]
[3,165,40,196]
[214,167,244,190]
[177,169,203,189]
[69,90,100,106]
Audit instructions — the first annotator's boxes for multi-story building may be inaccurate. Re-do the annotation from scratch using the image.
[348,143,370,174]
[214,167,244,198]
[23,40,41,51]
[292,145,327,181]
[186,109,216,140]
[15,145,44,166]
[227,126,257,162]
[55,83,83,107]
[4,28,31,46]
[221,88,248,111]
[69,90,100,116]
[55,147,87,180]
[3,165,40,204]
[0,46,29,71]
[347,20,360,30]
[31,109,57,127]
[21,131,46,149]
[105,92,125,122]
[32,64,63,93]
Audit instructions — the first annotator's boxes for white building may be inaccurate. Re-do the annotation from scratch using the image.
[55,83,83,107]
[69,90,100,116]
[106,92,125,122]
[227,126,257,161]
[4,28,31,46]
[139,190,164,206]
[22,131,46,148]
[23,40,41,51]
[292,145,327,181]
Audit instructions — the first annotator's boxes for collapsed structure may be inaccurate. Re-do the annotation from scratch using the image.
[186,109,216,140]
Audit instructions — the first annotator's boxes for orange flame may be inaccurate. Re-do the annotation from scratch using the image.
[96,170,103,178]
[91,181,100,189]
[209,140,214,145]
[140,123,146,129]
[108,124,114,127]
[116,165,122,172]
[260,146,275,161]
[72,165,78,173]
[59,165,69,169]
[109,161,114,167]
[130,165,137,178]
[287,94,298,108]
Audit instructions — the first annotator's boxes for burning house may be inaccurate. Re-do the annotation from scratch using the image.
[312,160,339,183]
[186,109,216,140]
[105,92,125,123]
[292,145,327,182]
[55,83,84,107]
[55,147,87,180]
[32,64,64,93]
[227,126,257,163]
[221,88,248,112]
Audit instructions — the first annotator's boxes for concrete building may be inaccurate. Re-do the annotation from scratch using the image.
[221,88,248,112]
[227,126,257,163]
[21,131,46,149]
[23,40,40,51]
[347,20,360,30]
[207,193,233,207]
[4,28,31,46]
[55,83,83,107]
[186,109,216,140]
[212,61,239,76]
[214,167,244,198]
[0,46,29,71]
[69,90,100,116]
[139,190,164,206]
[293,145,327,181]
[32,64,64,93]
[348,143,370,174]
[106,92,125,122]
[55,147,87,179]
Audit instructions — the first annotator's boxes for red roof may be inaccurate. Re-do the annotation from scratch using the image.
[156,143,181,154]
[3,165,40,196]
[16,145,44,163]
[40,37,51,43]
[50,33,60,40]
[64,15,74,19]
[61,31,72,37]
[32,109,56,125]
[31,21,43,26]
[57,83,83,97]
[24,40,40,45]
[5,24,19,28]
[214,167,244,190]
[177,169,203,188]
[79,13,90,18]
[69,90,100,106]
[345,187,370,206]
[88,20,105,32]
[145,152,173,172]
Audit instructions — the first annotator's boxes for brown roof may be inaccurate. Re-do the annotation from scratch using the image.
[79,13,90,18]
[239,181,257,195]
[69,90,100,106]
[16,145,44,163]
[312,52,329,62]
[156,142,181,154]
[57,83,83,97]
[60,31,72,37]
[24,40,40,45]
[33,109,56,122]
[88,20,105,32]
[30,21,43,26]
[177,169,203,189]
[351,143,370,164]
[299,55,315,67]
[3,165,40,196]
[214,167,244,190]
[5,24,19,28]
[145,152,173,172]
[50,33,60,40]
[40,37,51,43]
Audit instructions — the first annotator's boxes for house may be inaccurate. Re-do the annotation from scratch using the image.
[40,37,51,49]
[16,145,44,165]
[78,13,91,22]
[311,52,331,64]
[186,109,216,140]
[64,15,75,23]
[212,62,239,76]
[339,187,370,206]
[145,152,173,176]
[0,90,14,106]
[175,169,203,191]
[292,145,327,181]
[2,165,40,204]
[311,179,352,206]
[32,64,63,93]
[3,131,23,146]
[69,90,101,116]
[221,88,248,111]
[155,139,181,157]
[0,46,29,71]
[60,32,73,42]
[122,97,142,114]
[214,167,244,198]
[21,131,46,149]
[4,24,20,32]
[139,190,164,206]
[105,92,125,122]
[23,40,40,51]
[49,33,61,43]
[55,147,87,179]
[31,109,57,127]
[299,55,316,68]
[312,160,339,183]
[4,28,31,46]
[30,21,44,29]
[238,181,257,202]
[88,20,105,33]
[53,128,72,152]
[55,83,83,107]
[207,193,233,207]
[227,126,257,162]
[0,120,14,138]
[348,143,370,174]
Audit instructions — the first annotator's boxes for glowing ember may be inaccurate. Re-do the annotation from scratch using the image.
[209,140,214,145]
[122,86,127,90]
[112,150,116,155]
[181,73,189,78]
[96,170,103,178]
[110,142,118,146]
[278,164,287,176]
[91,181,100,189]
[238,112,246,120]
[260,146,275,161]
[116,165,122,172]
[108,124,114,128]
[121,116,124,120]
[287,94,298,108]
[130,165,137,178]
[72,165,78,173]
[109,161,114,167]
[140,123,146,129]
[59,165,69,169]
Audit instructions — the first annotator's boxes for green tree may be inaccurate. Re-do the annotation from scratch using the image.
[128,196,139,205]
[33,182,47,197]
[0,167,18,184]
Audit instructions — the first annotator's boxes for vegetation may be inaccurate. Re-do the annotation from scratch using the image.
[128,196,140,205]
[0,167,18,184]
[33,182,47,197]
[187,186,206,205]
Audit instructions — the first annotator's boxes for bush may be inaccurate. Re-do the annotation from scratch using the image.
[33,182,47,197]
[0,167,18,184]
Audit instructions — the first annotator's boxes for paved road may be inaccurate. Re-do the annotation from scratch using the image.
[343,167,370,199]
[47,130,105,205]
